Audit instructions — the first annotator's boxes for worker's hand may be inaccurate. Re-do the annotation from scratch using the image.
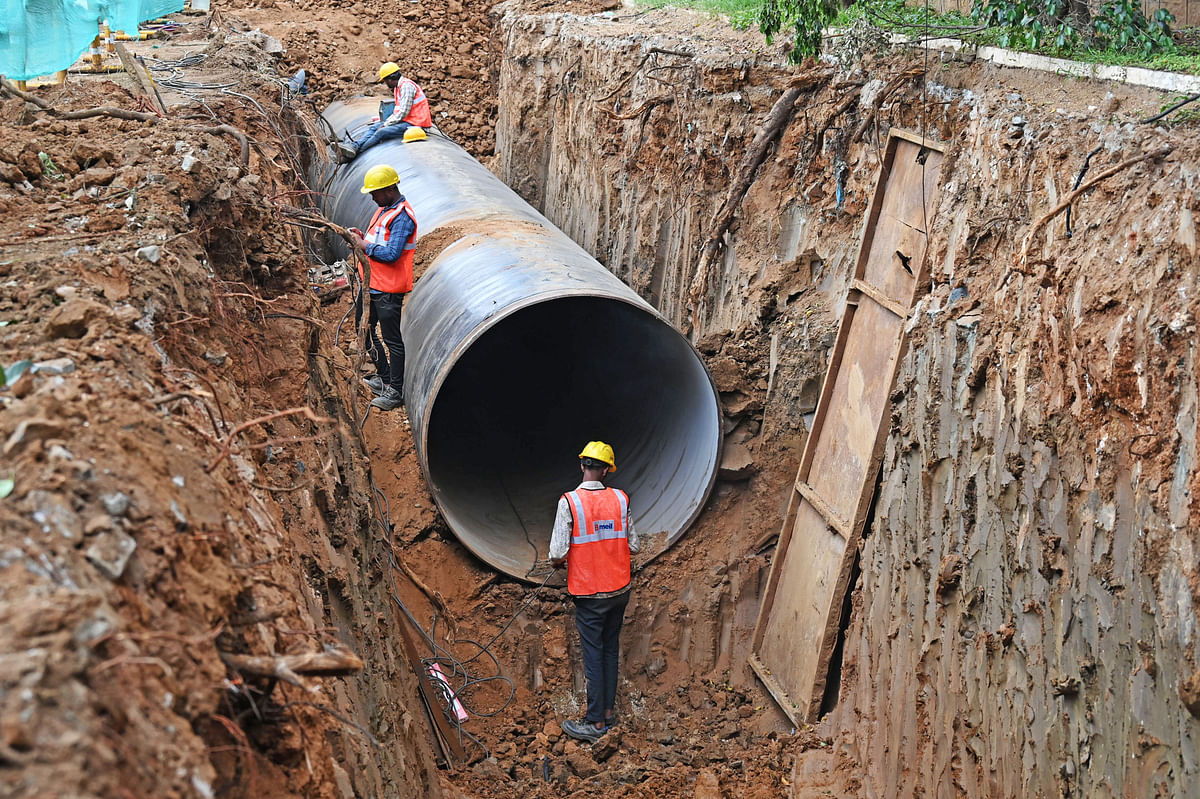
[348,228,367,249]
[550,558,566,570]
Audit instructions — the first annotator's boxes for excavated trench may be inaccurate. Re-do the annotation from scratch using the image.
[4,4,1200,799]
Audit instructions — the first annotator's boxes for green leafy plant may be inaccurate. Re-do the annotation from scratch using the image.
[758,0,842,62]
[971,0,1174,57]
[1091,0,1173,57]
[971,0,1080,52]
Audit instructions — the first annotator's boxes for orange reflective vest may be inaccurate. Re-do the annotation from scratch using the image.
[563,487,631,596]
[395,78,433,128]
[362,200,417,293]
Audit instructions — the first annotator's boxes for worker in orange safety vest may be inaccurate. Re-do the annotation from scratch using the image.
[348,164,417,411]
[549,441,641,743]
[339,62,432,161]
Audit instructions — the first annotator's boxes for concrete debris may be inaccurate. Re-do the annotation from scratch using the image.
[718,442,756,481]
[136,245,161,264]
[28,490,81,540]
[46,443,74,461]
[243,29,284,54]
[31,357,76,375]
[100,492,130,517]
[85,528,137,580]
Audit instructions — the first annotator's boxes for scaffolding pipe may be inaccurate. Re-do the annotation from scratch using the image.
[319,98,721,581]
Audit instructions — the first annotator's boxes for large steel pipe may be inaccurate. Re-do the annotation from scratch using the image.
[320,99,721,581]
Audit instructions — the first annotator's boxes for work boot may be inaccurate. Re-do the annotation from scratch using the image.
[362,374,386,397]
[370,385,404,411]
[561,718,605,743]
[337,142,358,163]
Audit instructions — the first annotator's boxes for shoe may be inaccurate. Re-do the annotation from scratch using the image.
[363,375,386,397]
[561,718,605,743]
[370,385,404,411]
[337,142,358,163]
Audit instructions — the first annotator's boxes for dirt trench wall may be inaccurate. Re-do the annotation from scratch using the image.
[831,111,1200,796]
[0,69,441,796]
[493,9,862,338]
[493,8,1200,796]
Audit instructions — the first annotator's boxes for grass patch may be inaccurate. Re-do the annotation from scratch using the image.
[635,1,1200,73]
[637,0,762,28]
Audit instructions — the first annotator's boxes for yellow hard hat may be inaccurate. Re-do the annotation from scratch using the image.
[361,164,400,194]
[403,127,427,143]
[378,62,401,82]
[578,441,616,471]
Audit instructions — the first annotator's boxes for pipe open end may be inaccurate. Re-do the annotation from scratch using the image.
[423,296,721,580]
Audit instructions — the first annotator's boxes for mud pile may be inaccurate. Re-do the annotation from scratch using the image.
[0,26,441,799]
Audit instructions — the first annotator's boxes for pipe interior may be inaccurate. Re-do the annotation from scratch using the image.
[425,296,719,578]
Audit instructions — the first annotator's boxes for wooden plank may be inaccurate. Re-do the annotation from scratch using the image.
[754,500,846,721]
[851,278,907,320]
[751,130,945,722]
[805,299,904,521]
[749,653,802,727]
[795,481,851,541]
[114,42,167,116]
[795,300,857,485]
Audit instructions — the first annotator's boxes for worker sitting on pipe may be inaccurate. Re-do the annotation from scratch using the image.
[338,63,431,162]
[348,164,417,411]
[550,442,641,743]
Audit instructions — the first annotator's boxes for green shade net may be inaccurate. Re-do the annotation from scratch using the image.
[0,0,184,81]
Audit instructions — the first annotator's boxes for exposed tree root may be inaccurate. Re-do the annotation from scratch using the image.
[1016,145,1173,272]
[851,66,924,144]
[688,68,833,316]
[218,645,365,692]
[0,78,251,170]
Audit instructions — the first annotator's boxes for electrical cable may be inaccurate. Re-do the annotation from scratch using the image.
[314,173,562,760]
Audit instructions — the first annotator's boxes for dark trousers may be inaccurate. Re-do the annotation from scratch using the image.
[573,591,630,725]
[353,120,413,153]
[355,290,406,391]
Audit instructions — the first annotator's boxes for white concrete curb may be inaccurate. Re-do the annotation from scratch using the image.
[884,32,1200,94]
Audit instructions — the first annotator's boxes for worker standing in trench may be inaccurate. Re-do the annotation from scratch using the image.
[348,164,416,411]
[549,442,640,743]
[339,62,431,162]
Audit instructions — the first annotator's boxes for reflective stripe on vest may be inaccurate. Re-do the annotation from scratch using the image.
[362,199,417,294]
[563,487,631,596]
[396,78,433,128]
